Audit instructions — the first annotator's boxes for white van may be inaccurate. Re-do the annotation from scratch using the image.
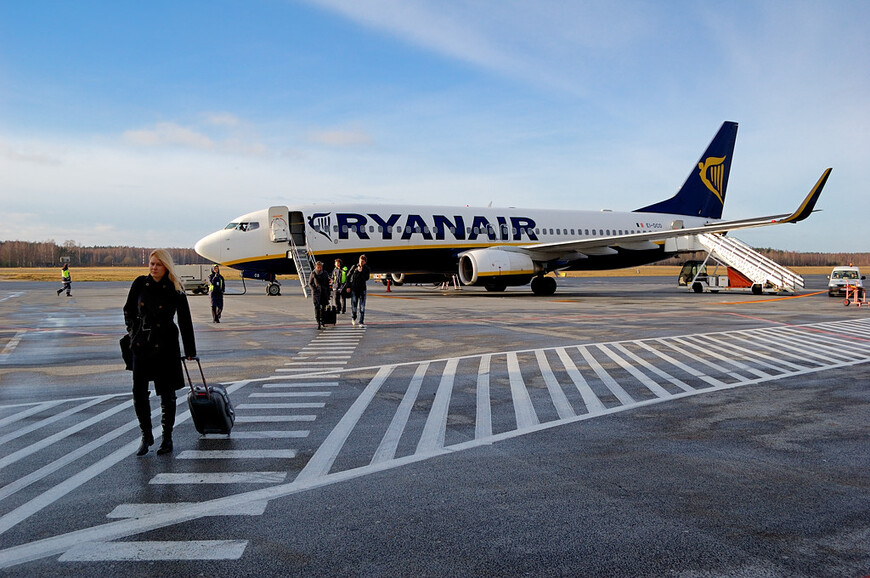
[827,266,864,296]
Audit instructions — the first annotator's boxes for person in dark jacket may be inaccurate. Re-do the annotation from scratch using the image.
[331,258,348,314]
[123,249,197,456]
[309,261,330,330]
[348,254,370,328]
[208,265,225,323]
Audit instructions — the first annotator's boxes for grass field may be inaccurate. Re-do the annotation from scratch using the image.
[0,265,834,283]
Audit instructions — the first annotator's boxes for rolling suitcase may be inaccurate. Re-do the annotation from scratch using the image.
[183,357,235,435]
[322,304,337,326]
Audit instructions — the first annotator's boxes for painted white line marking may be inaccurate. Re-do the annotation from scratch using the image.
[674,336,770,379]
[596,344,671,399]
[276,368,344,373]
[284,361,347,366]
[234,415,317,423]
[248,392,331,398]
[506,353,539,429]
[635,341,725,388]
[0,331,25,356]
[0,398,131,470]
[578,346,635,406]
[475,355,492,439]
[228,431,310,439]
[178,450,297,459]
[417,358,460,453]
[610,342,693,393]
[534,350,575,420]
[262,382,339,388]
[58,540,248,561]
[656,339,743,383]
[237,403,325,410]
[0,396,112,446]
[556,347,606,414]
[0,400,66,429]
[295,366,394,483]
[372,362,429,464]
[708,334,805,372]
[150,472,287,485]
[107,501,268,518]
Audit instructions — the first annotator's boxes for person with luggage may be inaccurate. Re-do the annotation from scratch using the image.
[56,264,72,296]
[123,249,197,456]
[348,254,370,328]
[331,258,348,314]
[309,260,331,330]
[208,264,225,323]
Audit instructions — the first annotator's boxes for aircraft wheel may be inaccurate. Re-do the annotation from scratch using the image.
[267,283,281,296]
[531,276,557,296]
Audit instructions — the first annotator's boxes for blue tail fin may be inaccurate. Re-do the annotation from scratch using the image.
[635,121,738,219]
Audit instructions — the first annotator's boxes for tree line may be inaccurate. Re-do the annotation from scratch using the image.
[1,239,867,269]
[0,240,202,267]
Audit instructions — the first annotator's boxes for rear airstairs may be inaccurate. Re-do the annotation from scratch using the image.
[289,238,314,298]
[695,232,804,293]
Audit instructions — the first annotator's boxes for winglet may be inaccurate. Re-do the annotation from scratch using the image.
[779,168,832,223]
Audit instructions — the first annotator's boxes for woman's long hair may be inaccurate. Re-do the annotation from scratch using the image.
[150,249,183,293]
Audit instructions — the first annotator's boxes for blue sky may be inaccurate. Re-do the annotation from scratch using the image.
[0,0,867,252]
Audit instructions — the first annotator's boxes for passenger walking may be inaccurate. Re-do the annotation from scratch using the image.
[348,254,370,328]
[56,264,72,296]
[123,249,197,456]
[208,265,225,323]
[309,261,330,330]
[331,258,348,314]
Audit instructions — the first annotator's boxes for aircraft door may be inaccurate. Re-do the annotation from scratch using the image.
[268,206,290,243]
[289,211,306,246]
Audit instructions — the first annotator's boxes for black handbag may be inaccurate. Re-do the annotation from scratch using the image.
[119,334,132,370]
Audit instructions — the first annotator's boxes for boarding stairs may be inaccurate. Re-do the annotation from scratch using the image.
[697,233,804,292]
[289,239,314,298]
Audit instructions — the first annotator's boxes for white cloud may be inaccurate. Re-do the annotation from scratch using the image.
[306,128,373,147]
[123,122,215,150]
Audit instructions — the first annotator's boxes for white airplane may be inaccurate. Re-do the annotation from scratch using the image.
[194,121,831,296]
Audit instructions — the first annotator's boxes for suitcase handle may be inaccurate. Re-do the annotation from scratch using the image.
[181,356,209,397]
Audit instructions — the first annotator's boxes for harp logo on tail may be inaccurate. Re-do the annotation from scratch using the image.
[698,156,727,204]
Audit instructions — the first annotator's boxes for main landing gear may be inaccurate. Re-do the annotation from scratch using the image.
[530,275,557,296]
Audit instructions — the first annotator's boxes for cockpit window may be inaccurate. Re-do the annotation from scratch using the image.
[226,222,260,232]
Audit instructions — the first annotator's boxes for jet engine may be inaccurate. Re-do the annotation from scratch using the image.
[457,248,536,290]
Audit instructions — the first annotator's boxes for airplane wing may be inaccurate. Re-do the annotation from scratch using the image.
[516,168,831,259]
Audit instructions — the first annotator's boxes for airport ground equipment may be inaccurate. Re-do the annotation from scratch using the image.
[686,233,804,294]
[184,357,235,436]
[827,266,864,296]
[843,284,867,307]
[288,237,314,298]
[175,264,213,294]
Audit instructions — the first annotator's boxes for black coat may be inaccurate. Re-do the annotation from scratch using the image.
[308,269,331,302]
[348,264,370,294]
[209,272,225,307]
[123,275,196,393]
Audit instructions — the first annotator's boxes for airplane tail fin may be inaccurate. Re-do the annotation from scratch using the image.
[635,121,738,220]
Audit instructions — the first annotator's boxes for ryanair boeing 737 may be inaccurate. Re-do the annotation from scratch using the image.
[194,122,831,296]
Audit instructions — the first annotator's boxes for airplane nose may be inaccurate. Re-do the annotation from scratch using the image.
[194,230,223,263]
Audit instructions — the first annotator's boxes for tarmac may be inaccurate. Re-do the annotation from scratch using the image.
[0,275,868,576]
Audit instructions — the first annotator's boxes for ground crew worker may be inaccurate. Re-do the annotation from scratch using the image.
[309,261,330,330]
[57,264,72,296]
[331,258,348,314]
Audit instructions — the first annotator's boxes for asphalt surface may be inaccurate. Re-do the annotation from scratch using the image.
[0,275,868,577]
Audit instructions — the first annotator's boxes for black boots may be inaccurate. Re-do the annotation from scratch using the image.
[136,431,154,456]
[134,397,154,457]
[156,396,176,455]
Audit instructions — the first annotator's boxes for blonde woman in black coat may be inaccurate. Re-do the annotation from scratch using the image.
[123,249,197,456]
